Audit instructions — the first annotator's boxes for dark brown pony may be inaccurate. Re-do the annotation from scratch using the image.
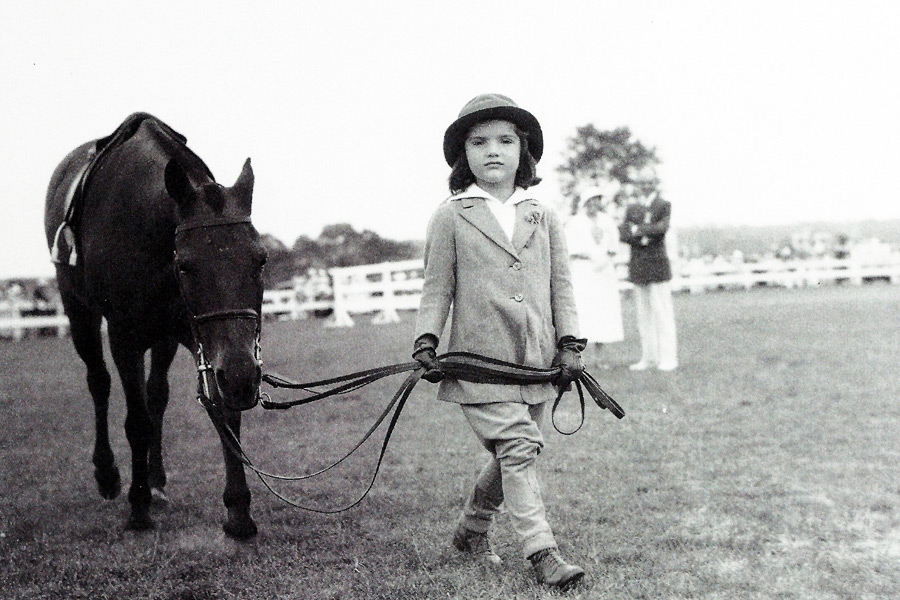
[44,114,267,538]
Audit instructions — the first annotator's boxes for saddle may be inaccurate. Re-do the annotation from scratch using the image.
[51,113,187,265]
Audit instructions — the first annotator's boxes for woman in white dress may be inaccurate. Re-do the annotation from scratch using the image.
[564,184,624,365]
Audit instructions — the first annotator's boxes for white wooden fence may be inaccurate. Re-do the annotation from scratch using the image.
[328,259,423,327]
[0,300,69,341]
[315,255,900,326]
[672,256,900,293]
[4,255,899,337]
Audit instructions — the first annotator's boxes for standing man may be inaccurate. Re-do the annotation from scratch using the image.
[619,164,678,371]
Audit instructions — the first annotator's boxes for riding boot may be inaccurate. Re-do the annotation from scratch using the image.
[529,548,585,589]
[452,525,502,567]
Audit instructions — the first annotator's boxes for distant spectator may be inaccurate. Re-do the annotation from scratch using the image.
[32,286,50,308]
[834,234,851,260]
[565,181,624,368]
[619,165,678,372]
[6,282,24,303]
[776,244,793,260]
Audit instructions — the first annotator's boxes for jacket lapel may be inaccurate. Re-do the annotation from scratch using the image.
[457,197,519,258]
[512,200,542,253]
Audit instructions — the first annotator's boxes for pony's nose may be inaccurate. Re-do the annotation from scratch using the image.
[214,359,262,411]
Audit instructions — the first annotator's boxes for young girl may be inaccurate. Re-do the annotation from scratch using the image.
[412,93,587,589]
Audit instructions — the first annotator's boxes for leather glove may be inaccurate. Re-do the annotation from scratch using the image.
[412,334,444,383]
[552,335,587,392]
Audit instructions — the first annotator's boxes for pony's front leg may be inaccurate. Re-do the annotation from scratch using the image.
[109,336,154,531]
[217,410,257,540]
[146,338,180,504]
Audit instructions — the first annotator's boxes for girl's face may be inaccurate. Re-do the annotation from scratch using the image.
[464,120,521,190]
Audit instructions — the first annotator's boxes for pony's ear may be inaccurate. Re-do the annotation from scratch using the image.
[231,158,254,211]
[164,159,195,208]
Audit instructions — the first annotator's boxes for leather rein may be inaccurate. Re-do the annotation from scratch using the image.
[202,352,625,514]
[173,216,262,407]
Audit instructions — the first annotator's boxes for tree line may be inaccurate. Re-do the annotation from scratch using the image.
[260,223,423,288]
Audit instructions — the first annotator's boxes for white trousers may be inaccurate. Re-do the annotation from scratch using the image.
[633,281,678,366]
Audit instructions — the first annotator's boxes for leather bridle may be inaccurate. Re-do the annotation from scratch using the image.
[173,216,262,408]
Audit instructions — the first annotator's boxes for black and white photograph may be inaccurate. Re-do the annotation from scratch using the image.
[2,1,898,598]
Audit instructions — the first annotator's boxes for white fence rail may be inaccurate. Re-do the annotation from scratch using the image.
[329,259,423,327]
[672,256,900,293]
[4,255,900,337]
[0,301,69,341]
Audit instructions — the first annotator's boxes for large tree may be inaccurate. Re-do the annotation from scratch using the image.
[556,125,660,212]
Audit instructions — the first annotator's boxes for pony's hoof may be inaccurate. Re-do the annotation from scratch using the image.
[95,467,122,500]
[150,487,169,506]
[125,514,156,531]
[223,517,258,540]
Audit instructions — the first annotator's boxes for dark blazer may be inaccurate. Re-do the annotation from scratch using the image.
[415,193,579,404]
[619,197,672,285]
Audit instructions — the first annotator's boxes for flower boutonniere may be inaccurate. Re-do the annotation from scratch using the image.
[525,210,543,225]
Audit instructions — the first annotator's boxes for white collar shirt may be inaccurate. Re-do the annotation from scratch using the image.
[453,184,535,242]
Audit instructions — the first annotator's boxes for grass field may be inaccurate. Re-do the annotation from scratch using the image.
[1,284,899,599]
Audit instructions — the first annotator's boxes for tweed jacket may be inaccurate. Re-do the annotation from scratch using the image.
[619,197,673,285]
[415,189,580,405]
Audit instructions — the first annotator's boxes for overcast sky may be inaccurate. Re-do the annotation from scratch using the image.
[2,1,898,278]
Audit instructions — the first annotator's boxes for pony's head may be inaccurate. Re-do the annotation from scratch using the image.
[166,157,267,411]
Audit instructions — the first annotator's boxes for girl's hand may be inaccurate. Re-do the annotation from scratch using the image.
[412,334,444,383]
[552,336,587,391]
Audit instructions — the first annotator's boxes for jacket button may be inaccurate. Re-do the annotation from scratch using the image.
[514,293,524,302]
[512,262,522,270]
